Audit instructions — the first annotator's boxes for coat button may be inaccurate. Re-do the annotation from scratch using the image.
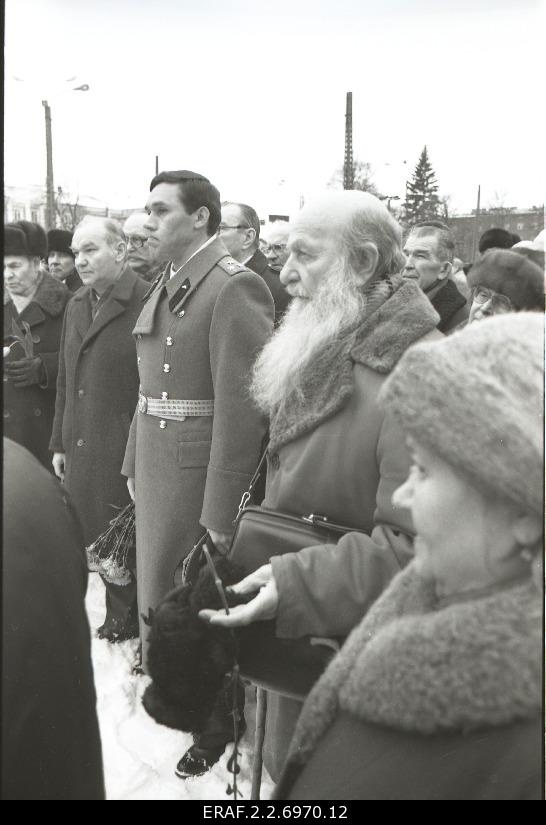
[270,453,280,470]
[163,364,170,373]
[34,408,42,417]
[166,337,173,346]
[137,356,141,364]
[178,310,185,318]
[78,388,84,397]
[3,376,7,383]
[76,438,85,447]
[82,348,89,355]
[159,419,167,429]
[3,410,10,419]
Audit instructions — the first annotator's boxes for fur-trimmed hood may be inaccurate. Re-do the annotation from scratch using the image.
[268,277,440,453]
[287,564,542,767]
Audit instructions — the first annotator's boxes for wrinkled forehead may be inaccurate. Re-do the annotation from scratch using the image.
[124,213,149,235]
[404,229,441,253]
[289,210,340,248]
[72,226,108,250]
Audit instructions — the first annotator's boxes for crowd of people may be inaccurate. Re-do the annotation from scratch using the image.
[2,170,544,800]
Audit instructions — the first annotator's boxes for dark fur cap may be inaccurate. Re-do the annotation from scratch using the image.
[142,558,247,733]
[5,221,47,257]
[48,229,74,257]
[478,227,519,253]
[468,249,544,311]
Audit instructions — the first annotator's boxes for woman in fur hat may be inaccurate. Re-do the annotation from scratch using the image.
[206,314,543,800]
[4,222,69,469]
[467,248,544,323]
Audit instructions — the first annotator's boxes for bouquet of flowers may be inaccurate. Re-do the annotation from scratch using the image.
[87,502,136,585]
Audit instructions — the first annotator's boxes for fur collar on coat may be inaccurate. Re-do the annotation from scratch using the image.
[5,272,69,318]
[287,563,542,767]
[268,276,440,453]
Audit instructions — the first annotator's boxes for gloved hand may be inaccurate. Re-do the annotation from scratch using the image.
[4,356,45,388]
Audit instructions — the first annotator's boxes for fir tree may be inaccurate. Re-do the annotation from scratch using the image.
[402,146,441,225]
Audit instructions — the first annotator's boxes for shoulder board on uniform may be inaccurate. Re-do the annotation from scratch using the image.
[217,257,249,277]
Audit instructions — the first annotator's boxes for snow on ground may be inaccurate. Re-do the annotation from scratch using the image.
[86,572,275,801]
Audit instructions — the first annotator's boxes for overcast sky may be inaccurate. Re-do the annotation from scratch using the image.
[4,0,545,217]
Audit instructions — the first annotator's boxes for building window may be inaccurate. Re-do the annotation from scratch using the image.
[13,208,22,221]
[517,222,524,231]
[31,210,39,223]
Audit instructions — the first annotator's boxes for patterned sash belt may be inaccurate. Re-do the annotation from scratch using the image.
[138,391,214,421]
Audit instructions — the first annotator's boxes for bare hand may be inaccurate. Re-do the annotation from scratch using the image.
[208,528,233,554]
[199,564,278,627]
[52,452,66,482]
[127,476,135,501]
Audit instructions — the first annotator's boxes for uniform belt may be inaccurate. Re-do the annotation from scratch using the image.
[138,392,214,420]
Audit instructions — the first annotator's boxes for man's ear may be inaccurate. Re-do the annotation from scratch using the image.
[353,242,380,287]
[243,228,257,251]
[194,206,210,231]
[114,240,126,263]
[512,513,543,547]
[438,261,452,282]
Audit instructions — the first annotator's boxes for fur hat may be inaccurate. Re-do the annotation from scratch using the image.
[478,227,517,254]
[9,220,47,257]
[142,557,248,733]
[467,249,544,311]
[381,313,544,517]
[47,229,74,257]
[4,225,29,256]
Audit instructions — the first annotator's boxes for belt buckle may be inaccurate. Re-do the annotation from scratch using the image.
[138,394,148,414]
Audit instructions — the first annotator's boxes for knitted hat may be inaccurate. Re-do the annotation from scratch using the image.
[381,313,544,516]
[478,227,516,253]
[47,228,74,257]
[467,249,544,311]
[4,225,29,256]
[9,220,47,257]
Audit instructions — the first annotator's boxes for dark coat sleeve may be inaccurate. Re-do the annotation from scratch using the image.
[121,404,139,478]
[49,307,69,453]
[271,411,415,638]
[201,271,274,533]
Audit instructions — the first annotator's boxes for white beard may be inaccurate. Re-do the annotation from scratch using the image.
[251,260,366,414]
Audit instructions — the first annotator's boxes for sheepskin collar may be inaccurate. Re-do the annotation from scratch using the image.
[268,278,439,453]
[20,272,69,317]
[288,564,541,766]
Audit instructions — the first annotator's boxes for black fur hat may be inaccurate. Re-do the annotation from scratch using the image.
[468,249,544,311]
[4,225,29,256]
[47,229,74,257]
[142,557,248,733]
[10,220,48,257]
[478,227,516,254]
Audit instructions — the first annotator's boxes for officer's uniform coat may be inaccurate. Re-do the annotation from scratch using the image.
[4,273,69,469]
[122,237,274,667]
[49,264,147,545]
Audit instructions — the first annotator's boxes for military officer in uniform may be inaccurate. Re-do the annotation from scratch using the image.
[122,170,274,778]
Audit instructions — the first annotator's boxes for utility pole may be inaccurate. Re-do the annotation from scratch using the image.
[42,100,55,230]
[471,184,481,261]
[343,92,354,190]
[155,155,159,175]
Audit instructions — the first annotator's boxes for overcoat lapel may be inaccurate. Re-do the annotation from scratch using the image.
[164,237,230,315]
[79,265,136,350]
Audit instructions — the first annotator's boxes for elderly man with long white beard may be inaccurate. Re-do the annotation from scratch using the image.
[200,190,442,781]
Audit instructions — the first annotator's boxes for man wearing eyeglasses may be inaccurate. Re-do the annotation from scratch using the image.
[262,221,290,273]
[466,248,543,323]
[123,211,164,283]
[219,202,291,325]
[402,220,469,333]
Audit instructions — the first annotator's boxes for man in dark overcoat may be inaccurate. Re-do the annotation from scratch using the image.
[50,216,148,642]
[219,202,291,326]
[122,170,274,776]
[3,438,104,800]
[4,222,69,470]
[47,229,83,292]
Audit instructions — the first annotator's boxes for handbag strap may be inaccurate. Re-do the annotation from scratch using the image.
[235,442,269,520]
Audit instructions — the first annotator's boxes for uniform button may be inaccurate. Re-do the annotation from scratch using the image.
[178,310,185,318]
[159,419,167,429]
[34,408,42,417]
[270,453,280,470]
[137,334,142,340]
[166,337,173,346]
[76,438,85,447]
[137,356,141,364]
[161,392,168,400]
[78,388,84,397]
[163,364,170,373]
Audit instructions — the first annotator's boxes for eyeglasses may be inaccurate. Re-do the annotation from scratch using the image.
[218,224,250,232]
[263,243,287,254]
[126,235,149,249]
[471,286,513,313]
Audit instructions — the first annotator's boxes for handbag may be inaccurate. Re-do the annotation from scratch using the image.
[226,446,367,698]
